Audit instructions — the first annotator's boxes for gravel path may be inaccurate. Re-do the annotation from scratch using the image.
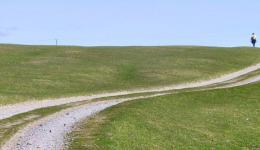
[217,75,260,88]
[2,73,260,150]
[1,63,260,121]
[1,64,260,150]
[1,94,167,150]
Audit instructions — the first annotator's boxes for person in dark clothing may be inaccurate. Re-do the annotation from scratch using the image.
[251,33,257,47]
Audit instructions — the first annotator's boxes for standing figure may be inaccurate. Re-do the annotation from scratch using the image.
[251,33,257,47]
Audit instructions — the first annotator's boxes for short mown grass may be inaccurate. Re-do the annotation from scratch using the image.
[0,45,260,105]
[69,82,260,150]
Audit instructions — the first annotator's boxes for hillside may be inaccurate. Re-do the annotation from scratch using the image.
[0,45,260,105]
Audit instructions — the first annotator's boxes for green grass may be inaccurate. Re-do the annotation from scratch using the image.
[69,82,260,150]
[0,45,260,105]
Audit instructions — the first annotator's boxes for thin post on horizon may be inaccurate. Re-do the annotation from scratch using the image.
[55,39,58,46]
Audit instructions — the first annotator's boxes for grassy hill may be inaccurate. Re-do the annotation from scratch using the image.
[0,45,260,104]
[0,45,259,149]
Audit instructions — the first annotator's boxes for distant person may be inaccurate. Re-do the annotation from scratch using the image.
[251,33,257,47]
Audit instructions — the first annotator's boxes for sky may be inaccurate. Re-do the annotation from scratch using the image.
[0,0,259,46]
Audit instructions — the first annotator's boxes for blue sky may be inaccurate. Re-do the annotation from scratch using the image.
[0,0,259,46]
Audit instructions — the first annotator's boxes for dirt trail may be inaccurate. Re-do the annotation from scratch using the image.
[2,65,260,150]
[2,74,260,150]
[1,63,260,121]
[217,75,260,88]
[1,94,167,150]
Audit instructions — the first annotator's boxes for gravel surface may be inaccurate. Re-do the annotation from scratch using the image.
[1,94,167,150]
[217,75,260,88]
[1,63,260,121]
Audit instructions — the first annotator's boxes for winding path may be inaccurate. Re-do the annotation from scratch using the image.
[1,63,260,150]
[1,94,167,150]
[1,63,260,121]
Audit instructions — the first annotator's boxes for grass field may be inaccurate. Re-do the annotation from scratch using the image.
[0,45,260,105]
[1,45,260,149]
[69,82,260,150]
